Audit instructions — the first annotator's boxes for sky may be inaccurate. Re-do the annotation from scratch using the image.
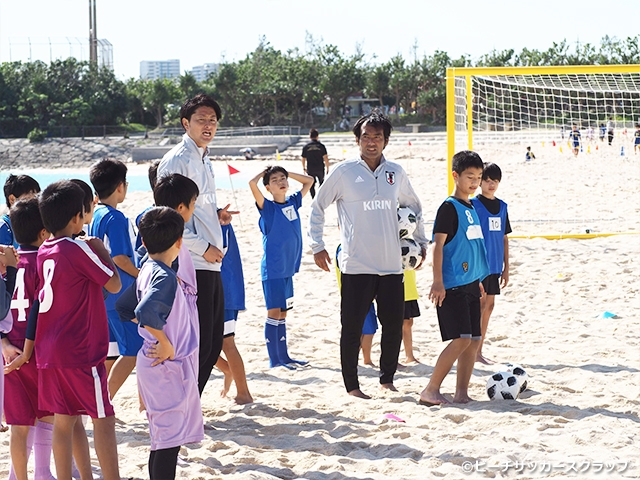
[0,0,637,81]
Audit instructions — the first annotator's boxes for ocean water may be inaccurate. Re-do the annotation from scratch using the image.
[0,170,245,193]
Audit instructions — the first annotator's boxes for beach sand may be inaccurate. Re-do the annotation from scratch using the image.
[1,140,639,479]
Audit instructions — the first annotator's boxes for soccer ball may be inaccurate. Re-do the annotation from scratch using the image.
[398,207,417,238]
[486,372,520,400]
[400,238,421,270]
[505,363,529,394]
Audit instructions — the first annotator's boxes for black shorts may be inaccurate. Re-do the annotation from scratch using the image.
[436,285,481,342]
[482,274,501,295]
[404,299,420,319]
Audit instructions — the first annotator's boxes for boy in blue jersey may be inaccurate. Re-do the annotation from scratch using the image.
[216,223,253,403]
[1,174,41,248]
[419,150,489,406]
[569,125,581,156]
[471,163,511,365]
[89,158,141,400]
[134,161,160,258]
[525,146,535,162]
[249,166,314,369]
[634,124,640,154]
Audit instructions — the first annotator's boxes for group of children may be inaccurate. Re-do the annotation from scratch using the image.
[0,146,514,476]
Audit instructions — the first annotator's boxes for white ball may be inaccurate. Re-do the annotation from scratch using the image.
[486,371,520,400]
[397,207,417,238]
[400,237,421,270]
[505,363,529,394]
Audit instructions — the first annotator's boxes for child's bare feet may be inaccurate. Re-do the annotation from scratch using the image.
[0,423,8,432]
[419,389,450,406]
[220,371,232,398]
[476,353,494,365]
[452,393,474,404]
[233,393,254,405]
[363,361,375,367]
[380,383,398,392]
[404,356,420,364]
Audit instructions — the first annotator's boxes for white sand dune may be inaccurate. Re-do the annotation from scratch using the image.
[2,140,639,479]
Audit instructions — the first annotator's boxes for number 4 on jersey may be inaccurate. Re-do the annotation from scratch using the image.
[11,268,29,322]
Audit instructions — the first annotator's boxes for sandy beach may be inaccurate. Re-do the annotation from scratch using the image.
[1,138,639,479]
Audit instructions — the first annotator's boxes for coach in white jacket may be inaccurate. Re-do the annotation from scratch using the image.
[158,94,233,395]
[308,112,428,399]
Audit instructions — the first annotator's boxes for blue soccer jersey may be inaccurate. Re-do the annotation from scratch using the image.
[0,213,17,248]
[221,223,245,311]
[89,204,137,309]
[258,191,303,280]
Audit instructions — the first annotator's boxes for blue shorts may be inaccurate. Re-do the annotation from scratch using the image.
[224,309,238,337]
[362,303,378,335]
[107,309,143,356]
[262,277,294,311]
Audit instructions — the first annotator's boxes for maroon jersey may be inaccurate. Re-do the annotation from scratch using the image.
[36,237,113,369]
[7,247,40,349]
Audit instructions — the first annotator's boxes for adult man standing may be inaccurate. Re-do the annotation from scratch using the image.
[308,111,428,399]
[158,93,233,395]
[301,128,330,199]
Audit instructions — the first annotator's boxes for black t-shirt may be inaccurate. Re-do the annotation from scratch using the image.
[301,140,327,171]
[433,197,474,245]
[474,195,512,234]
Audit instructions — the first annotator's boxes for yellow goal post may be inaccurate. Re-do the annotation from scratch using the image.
[446,64,640,194]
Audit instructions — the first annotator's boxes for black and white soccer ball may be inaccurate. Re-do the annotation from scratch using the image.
[398,207,417,238]
[505,363,529,394]
[486,372,520,400]
[400,237,421,270]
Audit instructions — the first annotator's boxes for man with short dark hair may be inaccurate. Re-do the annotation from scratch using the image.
[301,128,330,199]
[308,111,428,399]
[157,93,235,395]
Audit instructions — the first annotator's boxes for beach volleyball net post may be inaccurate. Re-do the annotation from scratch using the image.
[446,65,640,194]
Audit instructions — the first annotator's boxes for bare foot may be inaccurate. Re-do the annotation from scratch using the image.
[419,390,450,406]
[220,372,232,398]
[0,423,7,432]
[233,394,254,405]
[363,360,375,367]
[404,357,420,364]
[452,393,474,404]
[476,353,495,365]
[348,389,371,399]
[396,363,407,371]
[380,383,398,392]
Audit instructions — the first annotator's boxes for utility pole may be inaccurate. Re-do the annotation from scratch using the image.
[89,0,97,64]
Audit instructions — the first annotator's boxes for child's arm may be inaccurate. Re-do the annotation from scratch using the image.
[2,337,22,364]
[288,172,315,198]
[3,338,33,374]
[142,326,175,366]
[428,233,447,307]
[500,235,509,288]
[249,170,267,209]
[112,255,139,279]
[3,299,38,374]
[324,154,330,174]
[84,237,122,294]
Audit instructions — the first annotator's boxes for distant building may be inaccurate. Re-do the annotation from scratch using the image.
[140,59,180,80]
[190,63,219,82]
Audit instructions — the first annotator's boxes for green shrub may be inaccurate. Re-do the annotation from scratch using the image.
[27,128,46,143]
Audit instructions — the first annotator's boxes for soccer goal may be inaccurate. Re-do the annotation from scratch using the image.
[446,65,640,193]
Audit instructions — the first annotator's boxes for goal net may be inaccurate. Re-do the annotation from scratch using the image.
[444,65,640,237]
[447,65,640,154]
